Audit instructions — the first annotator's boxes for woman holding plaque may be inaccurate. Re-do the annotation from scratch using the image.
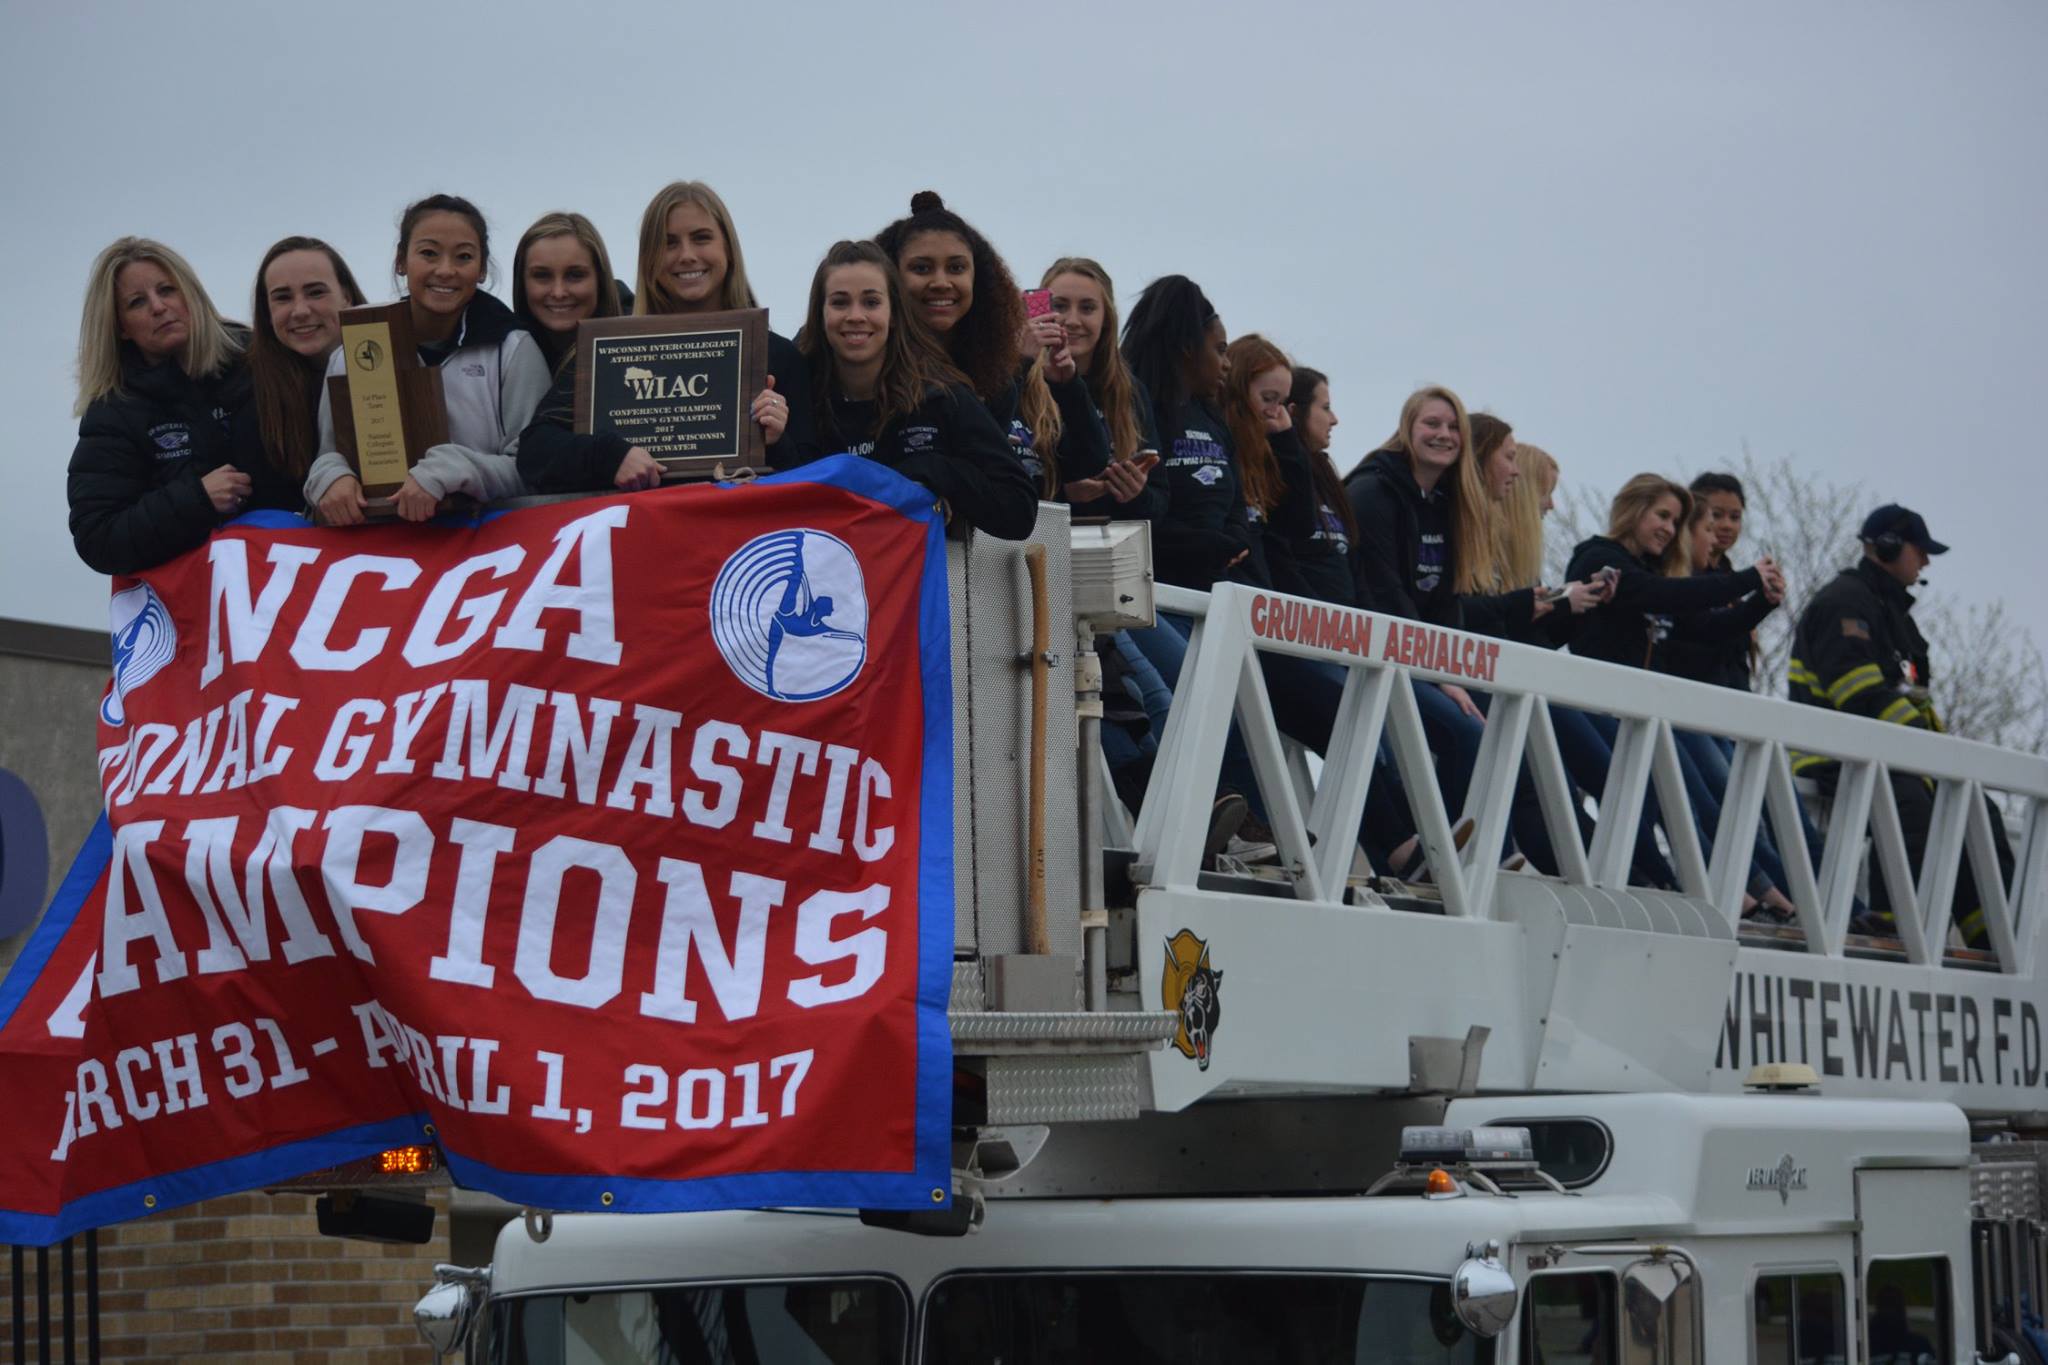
[510,211,625,374]
[306,194,550,524]
[876,192,1108,498]
[795,240,1035,539]
[67,236,255,574]
[516,181,804,491]
[231,236,368,512]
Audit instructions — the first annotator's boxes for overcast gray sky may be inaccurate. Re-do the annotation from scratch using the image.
[5,0,2043,656]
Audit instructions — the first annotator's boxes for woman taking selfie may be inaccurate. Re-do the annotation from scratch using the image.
[1567,475,1800,917]
[877,193,1107,497]
[68,237,253,574]
[232,235,367,512]
[794,239,1035,539]
[518,181,805,492]
[307,194,549,523]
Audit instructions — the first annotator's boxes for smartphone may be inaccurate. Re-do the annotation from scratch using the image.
[1022,288,1054,319]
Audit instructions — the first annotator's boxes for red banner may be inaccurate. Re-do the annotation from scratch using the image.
[0,457,956,1244]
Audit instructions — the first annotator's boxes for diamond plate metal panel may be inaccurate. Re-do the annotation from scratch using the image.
[984,1054,1147,1124]
[950,1010,1179,1051]
[1973,1140,2047,1221]
[949,959,984,1012]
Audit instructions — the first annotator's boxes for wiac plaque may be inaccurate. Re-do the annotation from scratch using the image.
[573,308,769,480]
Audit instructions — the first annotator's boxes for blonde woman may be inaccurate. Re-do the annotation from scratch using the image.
[1457,414,1606,641]
[517,181,805,492]
[68,237,254,574]
[510,211,625,373]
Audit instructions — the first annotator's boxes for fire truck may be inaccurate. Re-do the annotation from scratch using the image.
[408,508,2048,1362]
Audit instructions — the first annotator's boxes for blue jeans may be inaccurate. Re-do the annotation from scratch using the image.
[1156,613,1412,862]
[1547,704,1676,887]
[1099,629,1174,774]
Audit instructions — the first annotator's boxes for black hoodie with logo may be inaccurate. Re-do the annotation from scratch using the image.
[816,381,1038,540]
[1263,429,1360,607]
[68,345,252,575]
[984,361,1111,498]
[1563,535,1764,669]
[1149,394,1262,590]
[1345,448,1456,624]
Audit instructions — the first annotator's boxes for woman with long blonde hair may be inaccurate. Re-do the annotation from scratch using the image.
[1042,257,1158,515]
[517,181,807,492]
[1344,388,1489,723]
[1345,384,1562,872]
[68,237,255,574]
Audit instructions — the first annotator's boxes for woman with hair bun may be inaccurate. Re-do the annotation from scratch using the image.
[510,211,625,374]
[794,239,1035,539]
[877,192,1108,499]
[518,180,807,492]
[232,235,367,512]
[67,237,254,574]
[307,193,550,523]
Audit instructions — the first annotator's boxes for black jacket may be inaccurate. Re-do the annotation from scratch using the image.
[1563,535,1764,669]
[1789,557,1933,734]
[986,363,1111,497]
[1067,376,1165,522]
[817,382,1038,540]
[1659,564,1774,688]
[1147,395,1262,590]
[1262,430,1359,606]
[1459,585,1581,651]
[68,345,252,575]
[1345,448,1455,624]
[517,329,813,492]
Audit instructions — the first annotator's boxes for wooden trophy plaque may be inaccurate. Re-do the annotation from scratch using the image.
[326,302,450,514]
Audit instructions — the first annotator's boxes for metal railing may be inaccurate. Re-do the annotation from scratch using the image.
[1128,583,2048,975]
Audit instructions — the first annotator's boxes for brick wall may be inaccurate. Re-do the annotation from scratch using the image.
[2,1188,450,1364]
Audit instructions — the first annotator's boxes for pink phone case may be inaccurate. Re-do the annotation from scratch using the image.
[1023,288,1054,319]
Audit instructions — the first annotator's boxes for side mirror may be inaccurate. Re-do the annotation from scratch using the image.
[1451,1240,1518,1338]
[414,1264,489,1356]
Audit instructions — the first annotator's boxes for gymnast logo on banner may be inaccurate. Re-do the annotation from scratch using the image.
[710,528,870,702]
[101,583,177,728]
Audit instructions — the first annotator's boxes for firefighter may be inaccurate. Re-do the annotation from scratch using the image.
[1789,504,2014,945]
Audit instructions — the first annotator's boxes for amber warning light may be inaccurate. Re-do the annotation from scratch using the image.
[377,1145,439,1175]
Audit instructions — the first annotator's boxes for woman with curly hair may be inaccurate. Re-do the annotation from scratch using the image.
[876,192,1107,499]
[793,240,1035,539]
